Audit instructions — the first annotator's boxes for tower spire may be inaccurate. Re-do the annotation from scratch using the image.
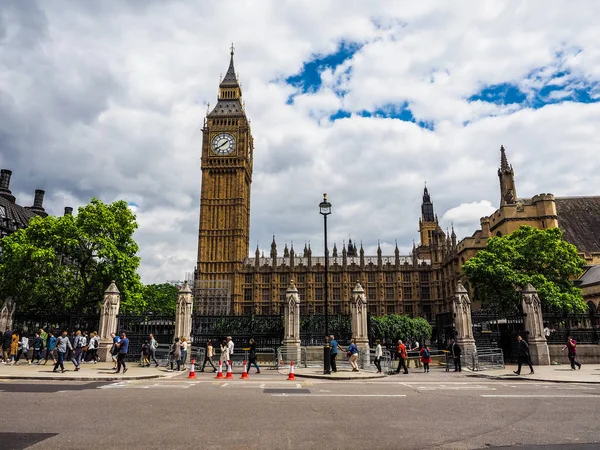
[421,184,435,222]
[498,145,517,206]
[500,145,510,172]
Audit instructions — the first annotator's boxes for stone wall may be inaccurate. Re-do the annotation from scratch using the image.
[549,344,600,364]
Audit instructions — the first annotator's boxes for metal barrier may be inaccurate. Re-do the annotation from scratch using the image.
[463,348,504,371]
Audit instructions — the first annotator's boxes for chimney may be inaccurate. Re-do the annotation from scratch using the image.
[64,207,73,216]
[0,169,15,203]
[33,190,45,209]
[26,189,48,217]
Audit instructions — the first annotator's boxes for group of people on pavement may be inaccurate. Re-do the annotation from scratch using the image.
[2,327,101,370]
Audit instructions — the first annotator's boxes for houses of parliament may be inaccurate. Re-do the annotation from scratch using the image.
[194,49,600,319]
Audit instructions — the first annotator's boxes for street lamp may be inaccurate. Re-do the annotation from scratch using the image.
[319,193,332,374]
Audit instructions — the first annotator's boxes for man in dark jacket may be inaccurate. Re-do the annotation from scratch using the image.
[450,339,462,372]
[513,335,534,375]
[2,328,13,363]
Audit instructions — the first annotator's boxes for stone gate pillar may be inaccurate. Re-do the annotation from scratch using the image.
[453,282,476,356]
[174,281,194,342]
[522,283,550,365]
[351,282,370,366]
[0,297,16,332]
[283,280,301,364]
[97,281,121,362]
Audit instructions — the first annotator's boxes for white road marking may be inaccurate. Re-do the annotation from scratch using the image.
[272,394,407,397]
[481,394,600,398]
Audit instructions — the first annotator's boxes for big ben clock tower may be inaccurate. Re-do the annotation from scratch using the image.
[195,46,254,315]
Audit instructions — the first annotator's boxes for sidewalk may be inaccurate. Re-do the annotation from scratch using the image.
[467,363,600,384]
[0,361,183,381]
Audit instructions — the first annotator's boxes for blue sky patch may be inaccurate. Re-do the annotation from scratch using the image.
[469,67,599,109]
[329,103,434,130]
[286,42,361,97]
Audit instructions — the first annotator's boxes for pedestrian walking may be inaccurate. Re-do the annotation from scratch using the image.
[53,330,72,373]
[149,333,159,367]
[110,332,120,369]
[180,337,188,371]
[219,339,229,370]
[347,339,359,372]
[2,328,12,363]
[513,335,534,375]
[114,331,129,374]
[563,336,582,370]
[420,344,432,373]
[247,338,260,374]
[16,332,30,365]
[374,339,383,374]
[450,339,462,372]
[329,335,343,373]
[141,340,151,367]
[169,337,182,372]
[395,339,408,374]
[45,331,57,365]
[80,331,89,363]
[200,339,217,372]
[71,330,84,371]
[9,331,19,364]
[33,332,44,364]
[88,332,100,363]
[226,336,234,365]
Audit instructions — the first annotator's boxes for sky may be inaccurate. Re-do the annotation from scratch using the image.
[1,1,599,283]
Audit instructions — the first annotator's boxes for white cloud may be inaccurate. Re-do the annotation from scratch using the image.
[1,1,599,283]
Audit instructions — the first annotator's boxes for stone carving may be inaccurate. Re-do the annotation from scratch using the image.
[522,284,550,365]
[174,281,194,342]
[283,280,301,363]
[0,297,16,332]
[453,282,476,356]
[351,282,370,366]
[97,281,121,362]
[98,281,120,341]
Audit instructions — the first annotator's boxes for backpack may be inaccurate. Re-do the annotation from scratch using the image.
[422,348,430,359]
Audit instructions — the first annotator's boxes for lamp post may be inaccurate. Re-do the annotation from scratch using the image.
[319,193,332,374]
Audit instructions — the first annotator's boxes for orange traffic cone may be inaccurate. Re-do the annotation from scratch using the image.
[187,359,197,379]
[215,361,223,379]
[225,361,233,379]
[241,360,249,379]
[287,361,296,381]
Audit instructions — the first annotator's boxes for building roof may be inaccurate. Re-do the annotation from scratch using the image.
[0,195,38,229]
[578,265,600,287]
[207,99,244,117]
[555,197,600,255]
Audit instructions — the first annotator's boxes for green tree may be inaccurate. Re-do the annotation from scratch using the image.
[0,198,143,313]
[463,226,586,313]
[370,315,432,344]
[143,283,179,315]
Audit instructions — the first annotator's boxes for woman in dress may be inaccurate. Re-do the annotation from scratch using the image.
[9,331,19,364]
[420,344,432,373]
[219,339,230,372]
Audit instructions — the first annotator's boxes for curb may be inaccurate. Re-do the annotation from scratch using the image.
[466,373,600,385]
[0,374,167,382]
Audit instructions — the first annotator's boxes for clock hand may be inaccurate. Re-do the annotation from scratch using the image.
[217,141,229,150]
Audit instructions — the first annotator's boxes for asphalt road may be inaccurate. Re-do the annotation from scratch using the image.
[0,372,599,450]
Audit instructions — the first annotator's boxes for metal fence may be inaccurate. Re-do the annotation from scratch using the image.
[116,315,175,362]
[544,313,600,345]
[12,313,99,335]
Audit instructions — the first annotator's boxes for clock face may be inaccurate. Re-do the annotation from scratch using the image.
[211,133,235,155]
